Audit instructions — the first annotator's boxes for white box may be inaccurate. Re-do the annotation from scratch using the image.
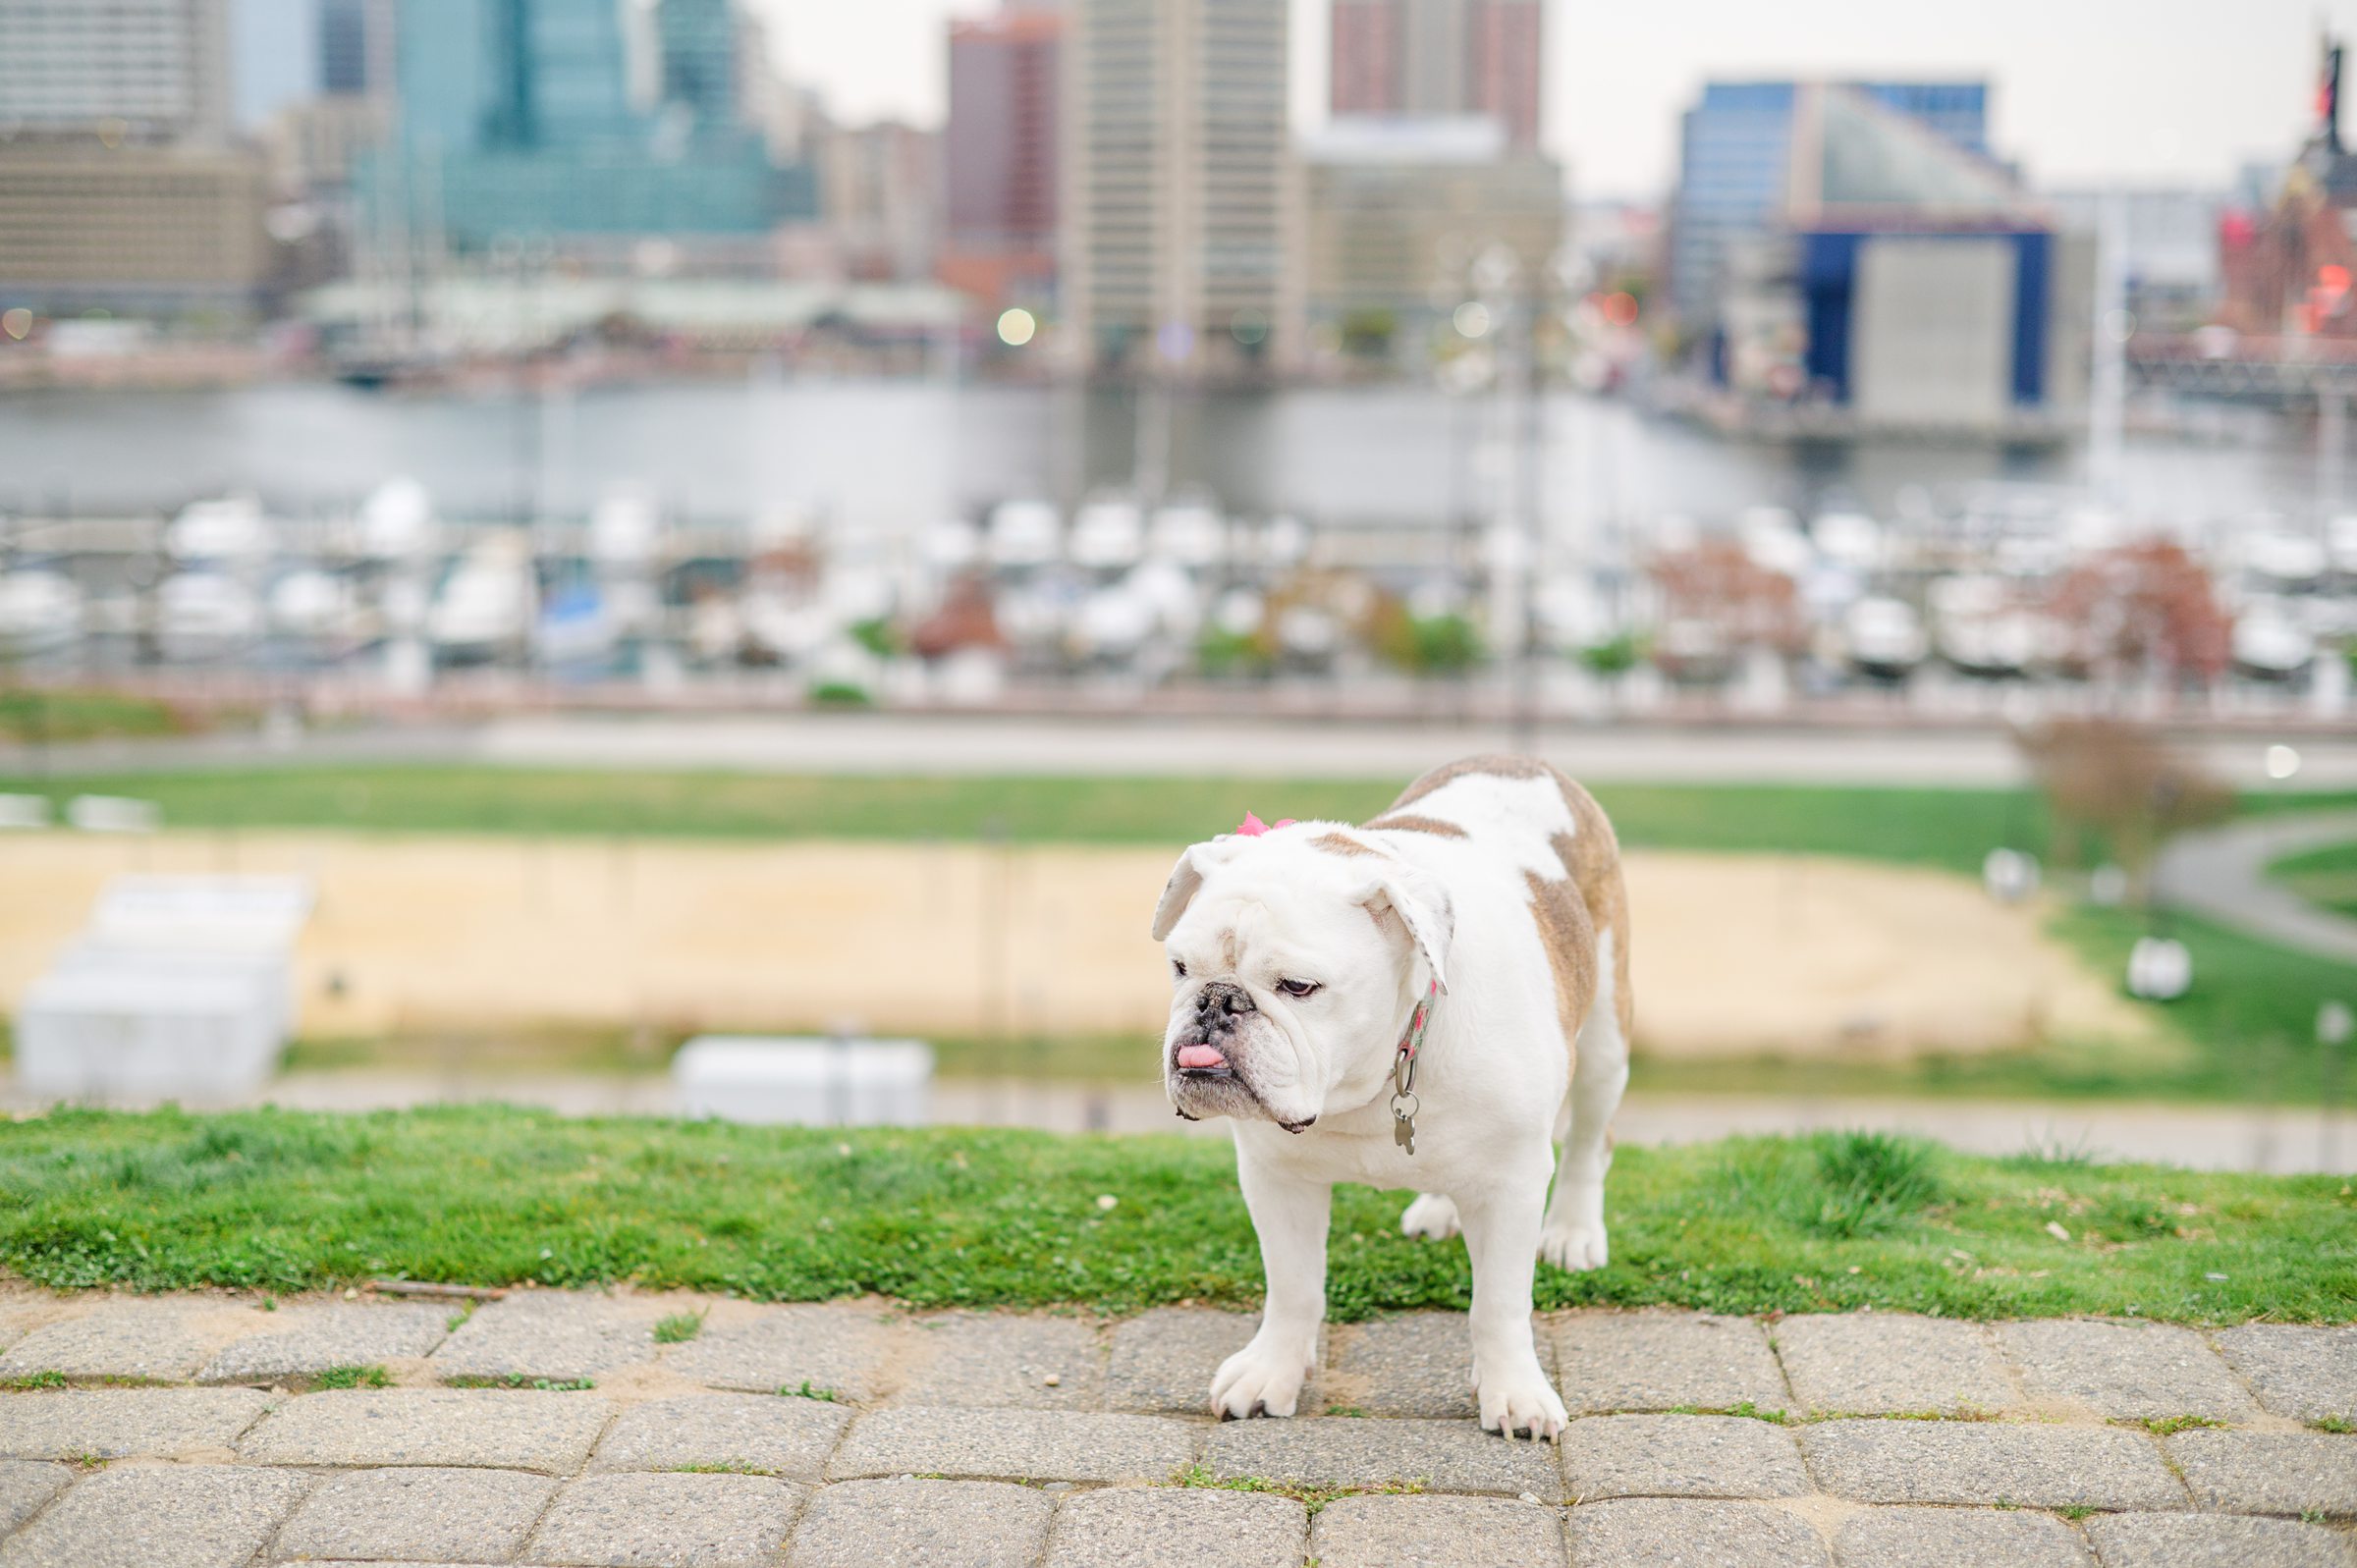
[16,964,283,1101]
[672,1035,933,1127]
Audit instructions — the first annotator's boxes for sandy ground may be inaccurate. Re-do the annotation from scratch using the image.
[0,830,2151,1058]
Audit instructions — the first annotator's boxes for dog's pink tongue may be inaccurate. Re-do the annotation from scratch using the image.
[1178,1044,1228,1070]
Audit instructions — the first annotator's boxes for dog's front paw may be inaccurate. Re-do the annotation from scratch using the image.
[1210,1336,1313,1420]
[1539,1219,1609,1271]
[1398,1192,1461,1240]
[1476,1358,1567,1441]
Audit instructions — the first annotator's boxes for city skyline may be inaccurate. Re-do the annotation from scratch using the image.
[755,0,2357,197]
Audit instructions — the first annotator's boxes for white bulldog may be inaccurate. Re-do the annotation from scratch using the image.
[1152,755,1633,1439]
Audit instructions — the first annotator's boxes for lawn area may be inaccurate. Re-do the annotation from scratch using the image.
[0,765,2071,871]
[1,1107,2348,1324]
[0,689,195,745]
[2272,838,2357,920]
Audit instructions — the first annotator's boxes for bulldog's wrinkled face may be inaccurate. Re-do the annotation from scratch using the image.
[1152,833,1450,1131]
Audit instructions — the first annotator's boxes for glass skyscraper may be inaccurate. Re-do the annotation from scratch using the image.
[1669,80,1992,329]
[372,0,811,252]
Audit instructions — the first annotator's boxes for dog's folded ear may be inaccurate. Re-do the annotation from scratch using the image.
[1150,838,1250,941]
[1361,863,1454,996]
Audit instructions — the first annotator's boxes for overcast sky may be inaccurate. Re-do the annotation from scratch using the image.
[752,0,2357,198]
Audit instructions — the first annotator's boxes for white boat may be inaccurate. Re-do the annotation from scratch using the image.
[588,490,662,568]
[1839,596,1928,679]
[2231,603,2316,679]
[155,572,263,661]
[1068,497,1146,571]
[166,497,275,564]
[356,479,438,563]
[427,537,535,662]
[266,569,360,640]
[987,500,1061,569]
[1929,576,2041,678]
[1811,511,1883,572]
[1148,497,1227,568]
[0,569,83,655]
[1738,507,1811,578]
[2238,529,2328,591]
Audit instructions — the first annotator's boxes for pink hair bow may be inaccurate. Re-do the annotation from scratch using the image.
[1233,811,1297,837]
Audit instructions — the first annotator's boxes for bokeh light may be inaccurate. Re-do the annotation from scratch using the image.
[996,307,1036,347]
[1453,301,1491,339]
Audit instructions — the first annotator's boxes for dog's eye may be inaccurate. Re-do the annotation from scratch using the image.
[1276,978,1320,998]
[1173,960,1187,979]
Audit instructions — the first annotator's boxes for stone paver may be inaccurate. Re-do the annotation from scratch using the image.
[587,1393,850,1482]
[1043,1486,1306,1568]
[237,1388,613,1472]
[1559,1414,1810,1501]
[1312,1493,1563,1567]
[0,1305,230,1384]
[1206,1417,1558,1498]
[1563,1497,1831,1568]
[1550,1312,1789,1416]
[270,1466,556,1563]
[0,1464,70,1535]
[0,1463,311,1568]
[430,1294,662,1384]
[0,1388,272,1459]
[664,1306,895,1403]
[1104,1308,1269,1415]
[524,1471,805,1567]
[785,1477,1052,1568]
[1774,1315,2016,1416]
[197,1302,451,1384]
[2086,1511,2357,1567]
[1325,1313,1550,1420]
[2164,1431,2357,1518]
[2212,1325,2357,1425]
[1997,1321,2257,1422]
[889,1313,1106,1411]
[0,1312,45,1359]
[827,1406,1197,1484]
[1832,1505,2092,1567]
[1798,1420,2185,1510]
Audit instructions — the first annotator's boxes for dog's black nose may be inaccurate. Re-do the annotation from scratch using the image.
[1194,981,1255,1020]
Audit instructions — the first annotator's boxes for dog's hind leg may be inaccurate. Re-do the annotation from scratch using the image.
[1541,930,1628,1271]
[1399,1192,1461,1239]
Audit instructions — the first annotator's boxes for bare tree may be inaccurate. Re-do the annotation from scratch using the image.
[2046,539,2231,689]
[2017,719,2233,900]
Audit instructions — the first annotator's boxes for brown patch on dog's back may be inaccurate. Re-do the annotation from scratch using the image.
[1385,754,1634,1048]
[1385,754,1550,813]
[1310,832,1382,858]
[1362,813,1467,838]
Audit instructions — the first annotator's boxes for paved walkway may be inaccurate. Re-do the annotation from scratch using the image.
[12,712,2357,789]
[0,1288,2349,1567]
[2156,812,2357,968]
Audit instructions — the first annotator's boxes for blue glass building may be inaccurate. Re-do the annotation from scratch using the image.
[1669,80,1990,328]
[372,0,812,252]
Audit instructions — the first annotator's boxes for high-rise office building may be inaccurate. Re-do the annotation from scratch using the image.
[0,0,278,318]
[1329,0,1542,150]
[0,0,233,144]
[1063,0,1296,374]
[373,0,813,255]
[318,0,392,97]
[941,4,1063,310]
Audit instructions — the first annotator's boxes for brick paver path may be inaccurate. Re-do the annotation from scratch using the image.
[0,1288,2350,1566]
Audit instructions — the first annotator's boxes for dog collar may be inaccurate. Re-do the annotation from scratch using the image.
[1391,979,1437,1156]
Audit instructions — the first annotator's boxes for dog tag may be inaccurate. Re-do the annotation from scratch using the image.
[1392,1102,1416,1155]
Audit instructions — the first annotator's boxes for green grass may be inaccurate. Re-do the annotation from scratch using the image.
[652,1311,703,1344]
[0,689,194,745]
[2271,839,2357,920]
[0,1107,2347,1324]
[445,1374,596,1391]
[1170,1462,1425,1515]
[312,1364,391,1389]
[0,766,2080,870]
